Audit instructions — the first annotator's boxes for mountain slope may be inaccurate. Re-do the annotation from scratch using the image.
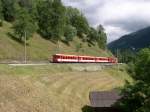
[0,21,111,62]
[108,26,150,52]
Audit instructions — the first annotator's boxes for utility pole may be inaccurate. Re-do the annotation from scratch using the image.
[117,49,119,74]
[24,31,27,64]
[57,40,60,54]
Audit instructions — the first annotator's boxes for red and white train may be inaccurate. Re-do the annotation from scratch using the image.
[52,54,117,63]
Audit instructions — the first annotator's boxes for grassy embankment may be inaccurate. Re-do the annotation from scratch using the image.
[0,21,112,61]
[0,64,132,112]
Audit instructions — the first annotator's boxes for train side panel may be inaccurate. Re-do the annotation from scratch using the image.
[52,54,118,63]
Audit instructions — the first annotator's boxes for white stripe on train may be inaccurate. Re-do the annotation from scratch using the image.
[57,59,109,63]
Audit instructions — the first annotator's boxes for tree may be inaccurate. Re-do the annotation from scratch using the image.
[18,0,33,9]
[64,25,77,42]
[118,48,150,112]
[37,0,66,41]
[88,27,98,41]
[13,8,37,41]
[51,0,66,41]
[87,26,107,49]
[0,0,3,26]
[97,25,107,49]
[1,0,18,22]
[119,81,150,112]
[71,13,89,37]
[18,0,38,21]
[66,7,89,37]
[134,48,150,83]
[66,7,81,24]
[37,0,53,39]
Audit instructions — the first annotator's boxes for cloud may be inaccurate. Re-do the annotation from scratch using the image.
[62,0,150,43]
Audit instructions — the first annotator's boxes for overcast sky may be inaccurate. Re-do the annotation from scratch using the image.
[62,0,150,43]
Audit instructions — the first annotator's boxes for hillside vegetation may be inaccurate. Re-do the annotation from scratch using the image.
[0,21,111,61]
[0,0,111,61]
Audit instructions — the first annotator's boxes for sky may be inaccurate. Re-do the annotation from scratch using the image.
[62,0,150,43]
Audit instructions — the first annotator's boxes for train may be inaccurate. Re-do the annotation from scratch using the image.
[52,54,118,63]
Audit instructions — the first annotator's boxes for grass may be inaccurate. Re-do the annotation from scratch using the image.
[0,21,111,61]
[0,64,132,112]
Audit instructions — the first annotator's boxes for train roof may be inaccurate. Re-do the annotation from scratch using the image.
[53,54,110,58]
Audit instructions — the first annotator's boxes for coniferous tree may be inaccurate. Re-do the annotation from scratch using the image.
[97,25,107,49]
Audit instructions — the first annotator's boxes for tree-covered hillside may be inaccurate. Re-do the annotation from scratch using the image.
[108,27,150,52]
[0,0,107,48]
[0,21,111,61]
[0,0,110,61]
